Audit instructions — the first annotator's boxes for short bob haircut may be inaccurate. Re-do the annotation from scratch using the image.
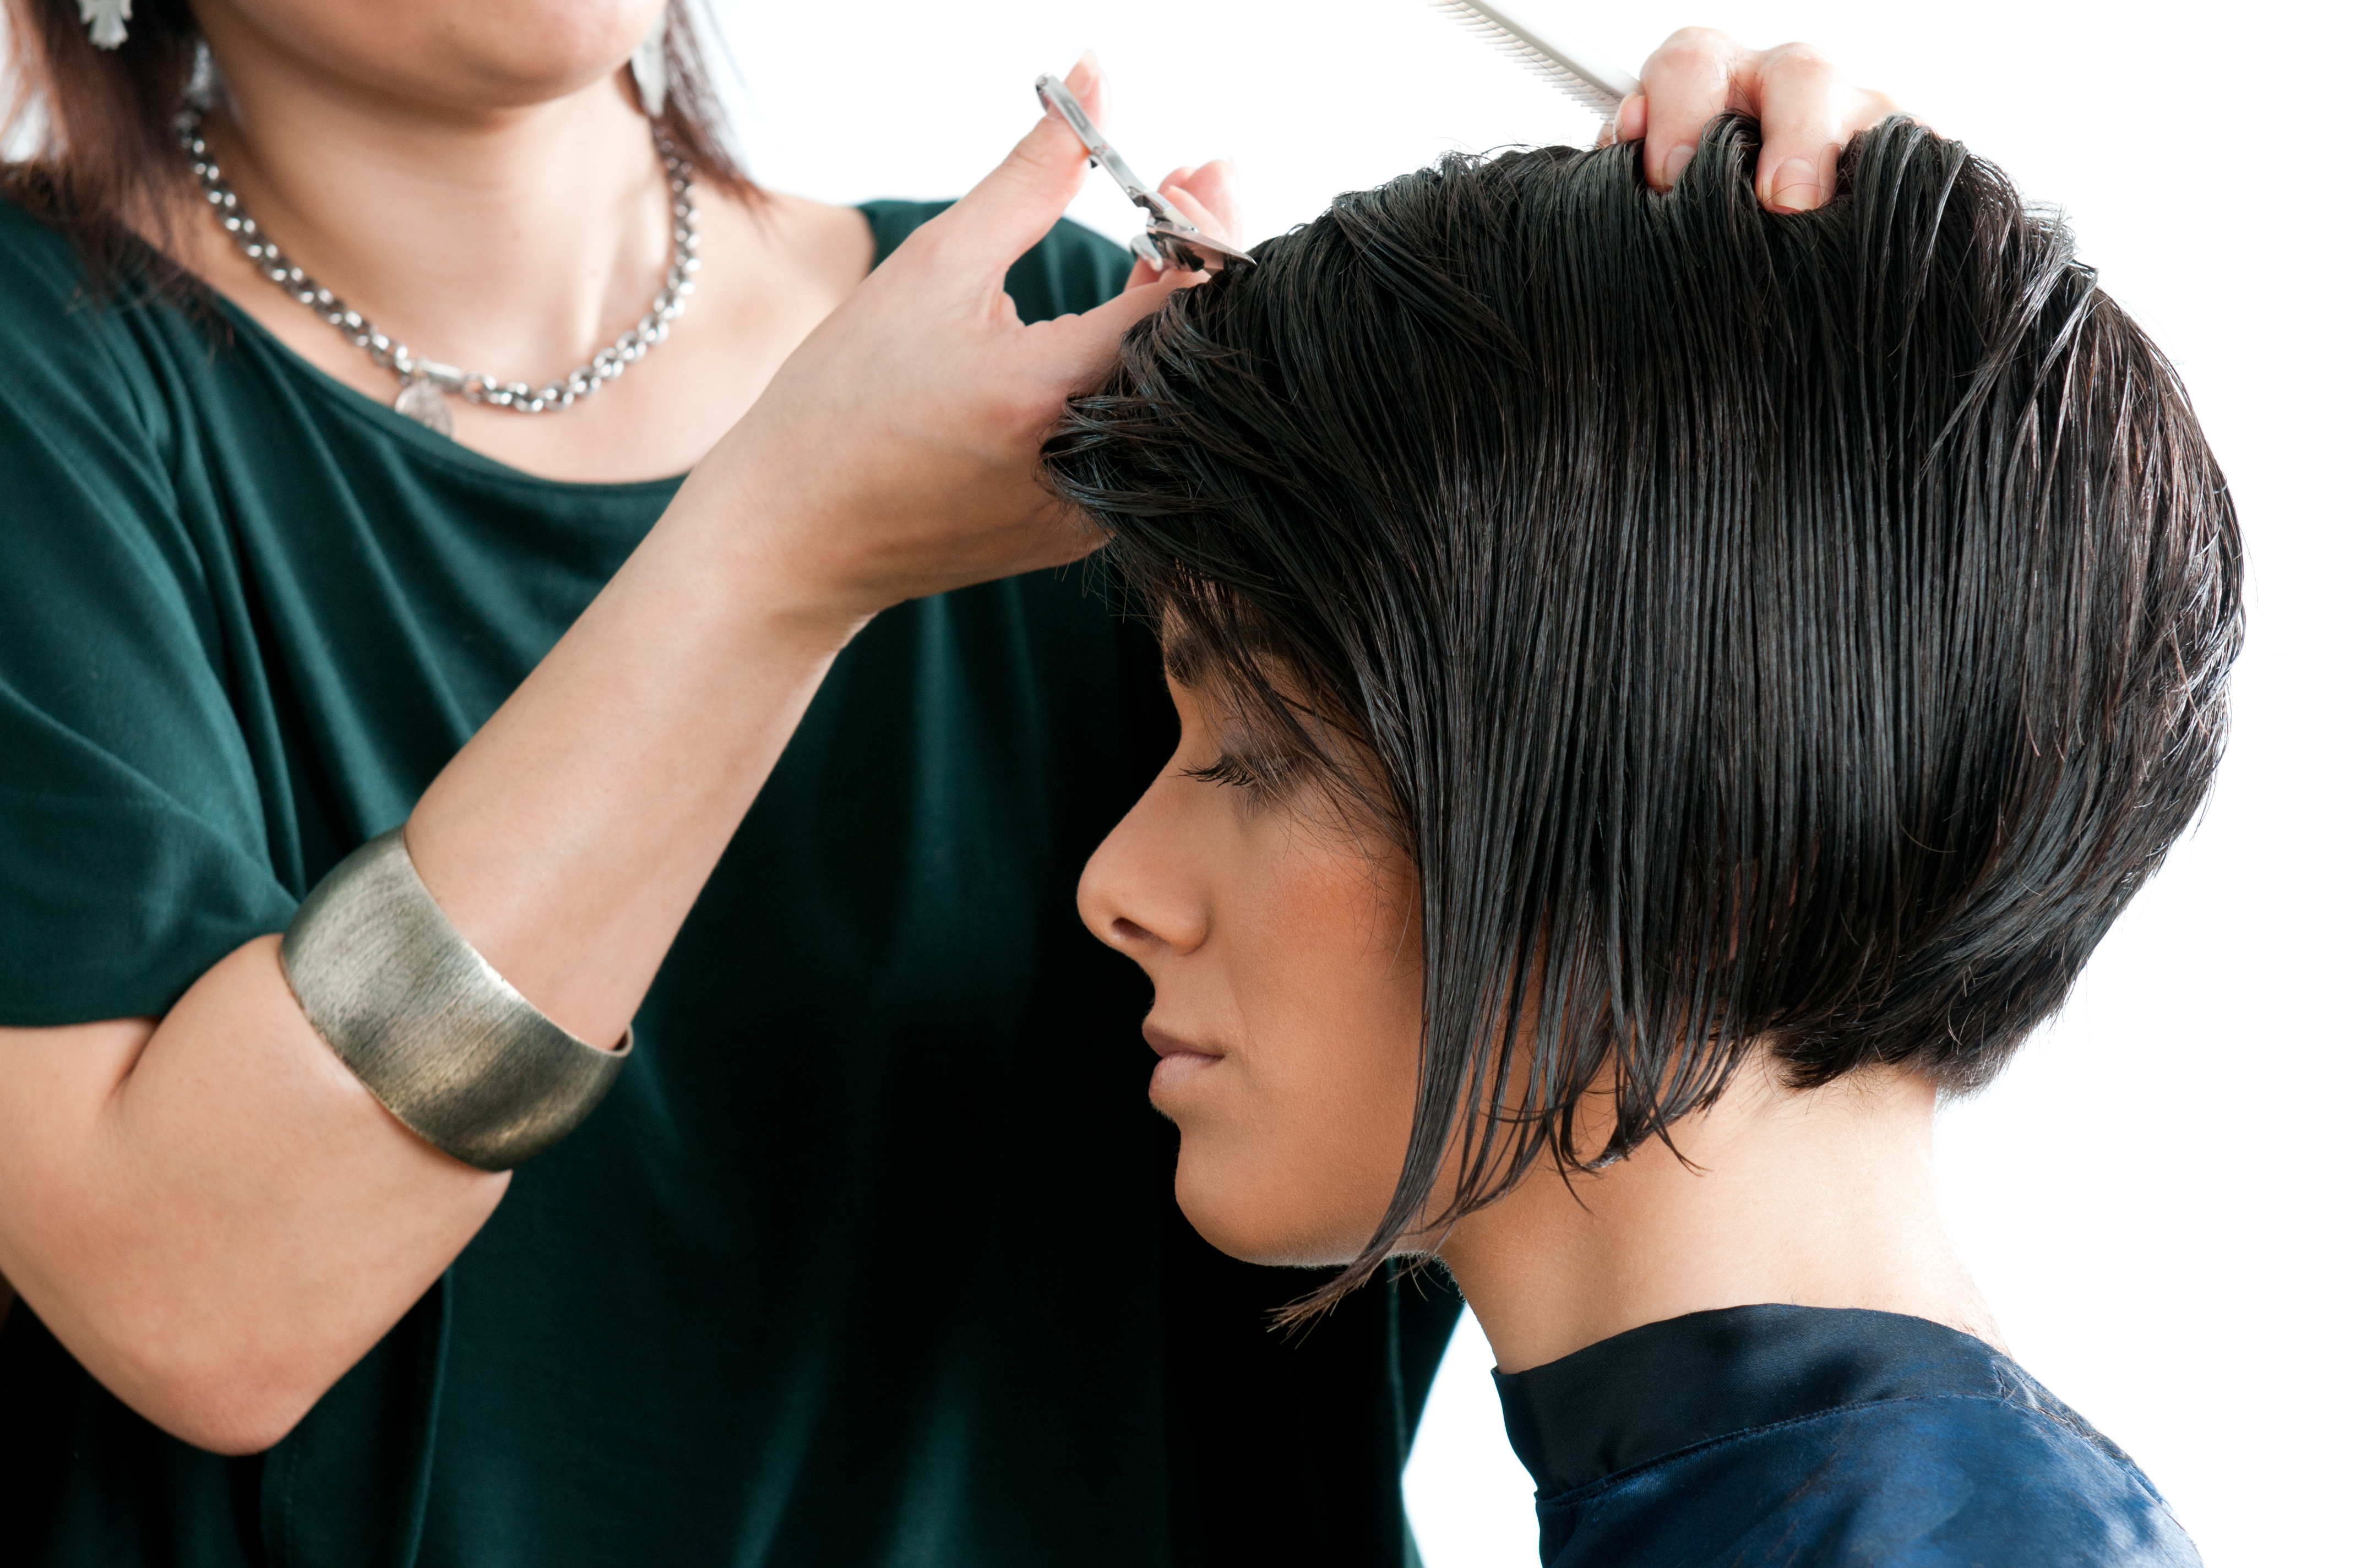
[1045,116,2242,1311]
[1,0,749,282]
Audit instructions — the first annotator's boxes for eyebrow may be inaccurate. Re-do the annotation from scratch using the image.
[1159,620,1215,689]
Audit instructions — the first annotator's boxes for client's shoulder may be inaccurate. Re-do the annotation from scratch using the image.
[1556,1386,2197,1568]
[1508,1306,2198,1568]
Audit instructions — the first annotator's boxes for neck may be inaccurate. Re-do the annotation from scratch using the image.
[1436,1060,1999,1374]
[191,10,673,383]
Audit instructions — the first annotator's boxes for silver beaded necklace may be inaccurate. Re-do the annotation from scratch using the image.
[176,111,700,435]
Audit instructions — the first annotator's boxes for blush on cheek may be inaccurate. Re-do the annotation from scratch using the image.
[1170,814,1427,1269]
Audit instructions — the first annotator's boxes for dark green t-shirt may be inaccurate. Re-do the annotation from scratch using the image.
[0,196,1459,1566]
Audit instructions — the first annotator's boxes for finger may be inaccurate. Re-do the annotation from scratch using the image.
[1075,48,1108,127]
[1158,183,1222,239]
[1742,43,1852,214]
[1636,26,1747,190]
[1116,162,1244,292]
[928,53,1107,278]
[1613,92,1645,147]
[1036,271,1192,389]
[1162,159,1243,244]
[1597,92,1642,151]
[1157,184,1233,273]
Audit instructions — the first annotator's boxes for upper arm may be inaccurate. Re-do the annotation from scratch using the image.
[0,235,297,1028]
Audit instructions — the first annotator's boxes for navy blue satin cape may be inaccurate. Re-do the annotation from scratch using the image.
[1494,1305,2200,1567]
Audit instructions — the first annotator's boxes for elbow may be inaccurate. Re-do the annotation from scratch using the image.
[13,1269,362,1453]
[148,1382,320,1457]
[103,1324,338,1456]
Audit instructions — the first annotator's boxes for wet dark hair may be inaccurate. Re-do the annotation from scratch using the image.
[1045,117,2242,1313]
[1,0,749,284]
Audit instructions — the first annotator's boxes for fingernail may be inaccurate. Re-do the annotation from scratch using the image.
[1663,143,1695,184]
[1768,156,1821,212]
[1069,49,1100,89]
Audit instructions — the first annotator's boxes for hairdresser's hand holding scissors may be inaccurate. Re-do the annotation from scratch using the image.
[684,55,1237,640]
[1612,27,1903,211]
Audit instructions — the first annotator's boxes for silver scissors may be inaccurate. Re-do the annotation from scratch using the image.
[1034,74,1255,273]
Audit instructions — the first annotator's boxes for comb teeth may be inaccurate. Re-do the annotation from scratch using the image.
[1429,0,1634,122]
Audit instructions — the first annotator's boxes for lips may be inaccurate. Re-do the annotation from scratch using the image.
[1142,1020,1223,1094]
[1143,1020,1220,1060]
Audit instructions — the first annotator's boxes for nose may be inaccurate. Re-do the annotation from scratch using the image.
[1076,785,1211,964]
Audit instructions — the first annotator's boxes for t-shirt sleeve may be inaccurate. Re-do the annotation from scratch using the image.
[0,216,297,1026]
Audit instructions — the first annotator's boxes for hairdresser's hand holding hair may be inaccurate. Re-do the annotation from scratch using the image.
[1611,26,1903,210]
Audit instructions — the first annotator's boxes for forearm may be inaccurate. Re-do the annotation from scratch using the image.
[0,946,499,1453]
[406,471,860,1046]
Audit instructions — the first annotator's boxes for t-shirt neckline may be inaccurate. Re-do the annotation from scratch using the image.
[188,202,890,497]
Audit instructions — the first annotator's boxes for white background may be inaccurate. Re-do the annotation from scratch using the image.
[701,2,2358,1564]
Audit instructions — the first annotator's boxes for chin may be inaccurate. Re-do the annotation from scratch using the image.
[1171,1145,1370,1270]
[280,0,660,105]
[464,3,656,88]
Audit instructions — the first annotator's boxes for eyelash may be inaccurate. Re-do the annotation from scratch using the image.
[1181,754,1272,793]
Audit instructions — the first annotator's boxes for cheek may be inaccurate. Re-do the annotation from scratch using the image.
[1167,821,1425,1267]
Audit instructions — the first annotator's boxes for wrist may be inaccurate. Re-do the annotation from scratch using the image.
[654,456,882,656]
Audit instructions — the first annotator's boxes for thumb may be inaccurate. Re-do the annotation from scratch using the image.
[932,55,1107,280]
[1031,269,1192,393]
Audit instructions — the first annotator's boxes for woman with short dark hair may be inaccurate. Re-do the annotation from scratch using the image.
[1061,115,2232,1565]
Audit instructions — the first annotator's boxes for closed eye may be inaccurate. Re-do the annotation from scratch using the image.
[1180,755,1275,788]
[1179,754,1269,792]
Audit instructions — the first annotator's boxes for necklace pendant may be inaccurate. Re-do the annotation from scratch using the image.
[393,379,454,436]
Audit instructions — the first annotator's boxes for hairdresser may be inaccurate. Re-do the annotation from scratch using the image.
[0,6,1896,1562]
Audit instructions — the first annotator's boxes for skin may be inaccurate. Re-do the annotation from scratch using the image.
[0,3,1900,1450]
[1078,679,1999,1375]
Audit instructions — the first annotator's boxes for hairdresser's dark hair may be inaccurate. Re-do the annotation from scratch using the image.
[1045,116,2242,1315]
[1,0,750,284]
